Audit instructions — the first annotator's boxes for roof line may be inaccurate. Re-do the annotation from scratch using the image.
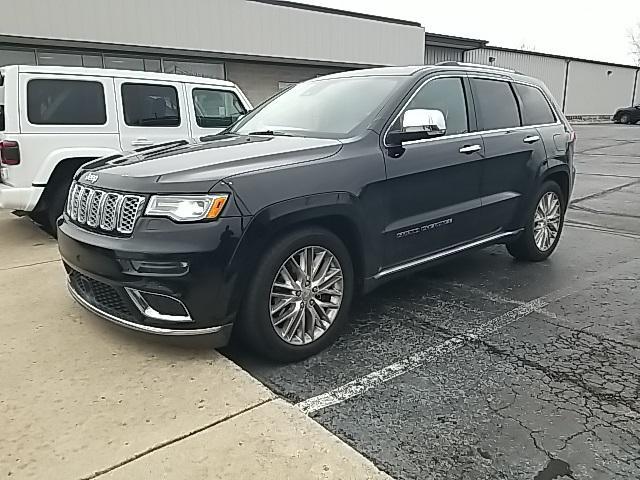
[248,0,421,27]
[483,44,640,70]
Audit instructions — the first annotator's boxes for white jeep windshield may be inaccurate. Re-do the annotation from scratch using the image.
[231,76,403,140]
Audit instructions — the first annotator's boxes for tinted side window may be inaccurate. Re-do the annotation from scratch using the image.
[192,89,246,128]
[404,77,469,135]
[471,79,521,130]
[515,83,555,125]
[27,79,106,125]
[121,83,180,127]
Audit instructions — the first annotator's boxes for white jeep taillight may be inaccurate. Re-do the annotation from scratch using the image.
[0,140,20,165]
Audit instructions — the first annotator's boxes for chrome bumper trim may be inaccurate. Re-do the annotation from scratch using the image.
[374,230,522,279]
[124,287,193,323]
[68,281,229,336]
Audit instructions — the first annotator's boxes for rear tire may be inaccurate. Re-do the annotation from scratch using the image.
[31,177,74,237]
[237,226,354,362]
[507,181,565,262]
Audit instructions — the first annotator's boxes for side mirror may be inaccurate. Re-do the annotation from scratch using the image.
[387,109,447,146]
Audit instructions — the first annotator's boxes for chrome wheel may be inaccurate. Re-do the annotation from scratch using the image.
[533,192,561,252]
[270,246,344,345]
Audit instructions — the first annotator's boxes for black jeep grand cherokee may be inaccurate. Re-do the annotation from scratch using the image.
[59,64,576,362]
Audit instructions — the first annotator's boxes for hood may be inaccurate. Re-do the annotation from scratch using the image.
[79,135,343,193]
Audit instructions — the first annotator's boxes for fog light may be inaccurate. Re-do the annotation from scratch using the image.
[125,288,192,323]
[128,260,189,275]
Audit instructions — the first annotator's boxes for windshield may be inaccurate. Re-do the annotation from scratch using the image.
[231,76,403,139]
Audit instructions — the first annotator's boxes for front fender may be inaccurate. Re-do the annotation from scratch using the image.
[222,192,379,317]
[34,147,122,185]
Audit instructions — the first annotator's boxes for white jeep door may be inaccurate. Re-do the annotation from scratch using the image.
[115,78,190,151]
[186,84,250,140]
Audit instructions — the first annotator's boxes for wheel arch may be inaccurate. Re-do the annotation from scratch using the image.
[32,156,99,215]
[542,166,571,206]
[225,193,376,318]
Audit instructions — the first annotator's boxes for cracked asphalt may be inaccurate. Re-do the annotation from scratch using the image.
[227,124,640,480]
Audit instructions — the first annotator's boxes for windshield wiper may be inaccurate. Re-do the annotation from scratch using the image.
[246,130,294,137]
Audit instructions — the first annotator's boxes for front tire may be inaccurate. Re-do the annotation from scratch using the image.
[507,181,565,262]
[238,227,354,362]
[620,113,631,124]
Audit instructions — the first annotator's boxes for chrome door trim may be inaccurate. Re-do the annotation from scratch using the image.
[374,230,522,279]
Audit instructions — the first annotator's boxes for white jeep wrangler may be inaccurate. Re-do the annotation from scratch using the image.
[0,65,252,232]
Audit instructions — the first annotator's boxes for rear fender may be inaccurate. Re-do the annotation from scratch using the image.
[33,147,121,185]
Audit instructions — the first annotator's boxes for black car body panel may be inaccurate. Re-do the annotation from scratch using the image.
[613,105,640,123]
[58,64,575,344]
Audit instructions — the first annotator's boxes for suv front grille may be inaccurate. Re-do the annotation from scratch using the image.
[66,182,145,235]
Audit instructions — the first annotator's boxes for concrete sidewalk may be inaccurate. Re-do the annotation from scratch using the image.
[0,212,390,480]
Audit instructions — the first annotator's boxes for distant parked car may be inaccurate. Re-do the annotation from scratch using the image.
[613,104,640,124]
[0,65,252,233]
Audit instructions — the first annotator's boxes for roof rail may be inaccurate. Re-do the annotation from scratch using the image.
[435,61,519,74]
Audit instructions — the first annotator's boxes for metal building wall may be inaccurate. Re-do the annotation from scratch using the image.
[464,48,567,105]
[225,61,340,105]
[424,46,462,65]
[0,0,424,67]
[634,72,640,106]
[564,61,637,116]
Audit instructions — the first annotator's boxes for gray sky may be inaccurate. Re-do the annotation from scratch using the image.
[298,0,640,65]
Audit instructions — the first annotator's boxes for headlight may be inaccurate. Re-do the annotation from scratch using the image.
[145,194,229,222]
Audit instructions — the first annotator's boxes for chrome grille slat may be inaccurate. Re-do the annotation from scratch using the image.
[117,196,145,234]
[77,188,92,223]
[86,190,104,227]
[70,184,83,220]
[67,181,145,235]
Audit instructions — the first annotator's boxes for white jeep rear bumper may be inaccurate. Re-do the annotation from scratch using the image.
[0,184,44,211]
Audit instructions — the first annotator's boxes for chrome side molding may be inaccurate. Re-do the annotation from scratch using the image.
[374,230,521,279]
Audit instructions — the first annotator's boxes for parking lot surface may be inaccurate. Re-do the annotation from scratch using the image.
[228,124,640,479]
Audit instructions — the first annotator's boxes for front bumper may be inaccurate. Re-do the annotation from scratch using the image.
[59,214,248,344]
[0,183,44,211]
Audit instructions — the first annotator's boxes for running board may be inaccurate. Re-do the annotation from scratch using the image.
[374,230,522,279]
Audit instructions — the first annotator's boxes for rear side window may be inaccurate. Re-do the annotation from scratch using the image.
[515,83,555,125]
[192,89,246,128]
[27,79,106,125]
[403,77,469,135]
[121,83,180,127]
[471,79,521,131]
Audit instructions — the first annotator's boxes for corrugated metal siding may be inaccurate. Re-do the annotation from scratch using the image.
[425,47,462,65]
[0,0,425,66]
[564,61,637,116]
[464,48,567,105]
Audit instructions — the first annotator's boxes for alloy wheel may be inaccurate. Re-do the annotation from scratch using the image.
[269,246,344,345]
[533,192,561,252]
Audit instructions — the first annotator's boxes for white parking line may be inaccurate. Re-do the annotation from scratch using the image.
[297,297,547,415]
[297,259,640,415]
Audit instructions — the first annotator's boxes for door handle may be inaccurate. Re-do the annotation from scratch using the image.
[459,144,482,154]
[523,135,541,144]
[131,138,154,147]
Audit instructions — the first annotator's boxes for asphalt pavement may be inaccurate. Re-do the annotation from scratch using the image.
[227,123,640,480]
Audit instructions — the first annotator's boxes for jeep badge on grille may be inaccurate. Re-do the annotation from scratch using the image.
[85,172,99,184]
